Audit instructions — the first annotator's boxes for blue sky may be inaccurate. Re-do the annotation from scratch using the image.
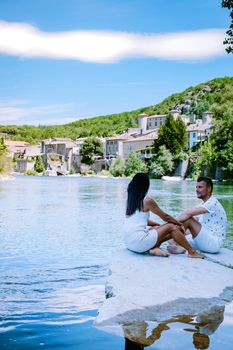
[0,0,232,126]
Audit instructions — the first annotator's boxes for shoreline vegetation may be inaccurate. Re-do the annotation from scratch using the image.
[0,77,232,182]
[1,172,233,186]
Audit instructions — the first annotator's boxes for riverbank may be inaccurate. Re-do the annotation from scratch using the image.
[0,174,15,181]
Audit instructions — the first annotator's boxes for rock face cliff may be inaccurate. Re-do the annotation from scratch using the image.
[95,248,233,327]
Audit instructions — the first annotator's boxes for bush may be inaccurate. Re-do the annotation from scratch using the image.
[149,146,174,179]
[80,137,103,165]
[81,169,96,176]
[124,152,147,177]
[109,157,125,177]
[34,156,45,173]
[26,170,37,176]
[86,169,96,175]
[98,169,111,176]
[0,154,13,174]
[69,167,76,174]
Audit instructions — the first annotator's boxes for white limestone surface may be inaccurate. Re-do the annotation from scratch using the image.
[95,248,233,326]
[205,248,233,268]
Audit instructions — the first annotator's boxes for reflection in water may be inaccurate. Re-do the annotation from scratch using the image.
[124,306,224,349]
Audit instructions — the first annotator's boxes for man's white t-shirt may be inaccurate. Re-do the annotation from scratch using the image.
[198,195,227,242]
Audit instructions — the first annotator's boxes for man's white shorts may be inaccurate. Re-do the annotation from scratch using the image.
[186,226,223,253]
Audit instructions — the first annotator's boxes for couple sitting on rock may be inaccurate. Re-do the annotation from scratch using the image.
[123,173,227,259]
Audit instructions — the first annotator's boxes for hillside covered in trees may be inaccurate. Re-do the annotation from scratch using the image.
[0,76,232,144]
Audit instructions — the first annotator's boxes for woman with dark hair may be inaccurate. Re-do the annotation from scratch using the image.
[124,173,204,258]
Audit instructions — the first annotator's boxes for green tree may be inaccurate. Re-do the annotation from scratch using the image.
[190,100,210,119]
[80,137,103,165]
[124,152,147,177]
[211,108,233,178]
[34,155,45,173]
[149,145,174,179]
[175,117,188,150]
[109,156,125,177]
[0,138,12,174]
[153,115,187,155]
[192,141,216,178]
[222,0,233,53]
[0,138,7,154]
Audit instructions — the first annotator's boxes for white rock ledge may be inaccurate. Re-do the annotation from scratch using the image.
[95,248,233,326]
[0,174,15,181]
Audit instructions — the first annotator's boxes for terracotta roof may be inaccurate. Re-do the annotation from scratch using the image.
[187,124,211,132]
[5,140,29,147]
[105,134,134,141]
[123,136,155,143]
[147,114,166,119]
[43,138,77,148]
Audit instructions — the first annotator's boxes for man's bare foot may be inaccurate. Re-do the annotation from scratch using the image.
[188,250,205,259]
[167,245,186,254]
[149,247,170,257]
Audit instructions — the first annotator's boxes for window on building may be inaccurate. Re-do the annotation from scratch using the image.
[192,132,196,137]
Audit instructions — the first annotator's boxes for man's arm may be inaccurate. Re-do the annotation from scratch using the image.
[177,207,208,222]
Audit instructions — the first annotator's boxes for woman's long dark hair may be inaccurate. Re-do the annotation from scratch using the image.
[126,173,150,216]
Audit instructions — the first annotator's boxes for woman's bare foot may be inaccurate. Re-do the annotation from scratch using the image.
[167,245,186,254]
[149,247,170,257]
[188,250,205,259]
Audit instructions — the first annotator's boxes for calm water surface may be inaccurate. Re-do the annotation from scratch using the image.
[0,176,233,349]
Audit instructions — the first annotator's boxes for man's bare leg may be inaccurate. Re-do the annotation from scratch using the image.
[167,216,201,252]
[170,227,204,259]
[181,218,202,238]
[149,224,204,259]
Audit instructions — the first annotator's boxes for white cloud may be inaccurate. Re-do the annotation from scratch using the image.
[0,20,226,63]
[0,100,76,125]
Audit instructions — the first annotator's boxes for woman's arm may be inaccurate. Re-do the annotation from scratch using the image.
[144,197,183,226]
[147,219,161,227]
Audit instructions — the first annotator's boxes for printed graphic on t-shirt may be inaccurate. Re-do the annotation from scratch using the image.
[199,196,227,240]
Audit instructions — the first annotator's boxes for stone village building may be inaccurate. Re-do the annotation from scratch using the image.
[104,110,212,160]
[186,111,213,149]
[41,138,78,175]
[4,140,41,173]
[6,110,213,174]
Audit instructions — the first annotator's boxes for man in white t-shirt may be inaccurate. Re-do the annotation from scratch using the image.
[176,177,227,253]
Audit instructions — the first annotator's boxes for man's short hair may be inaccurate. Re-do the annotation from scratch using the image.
[197,176,213,192]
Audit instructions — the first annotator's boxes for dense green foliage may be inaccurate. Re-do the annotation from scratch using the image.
[1,77,232,144]
[153,115,187,155]
[211,111,233,178]
[222,0,233,53]
[80,137,103,165]
[187,141,216,179]
[0,138,12,174]
[109,157,125,177]
[34,155,45,173]
[0,137,7,154]
[149,146,174,179]
[124,152,147,177]
[109,152,147,177]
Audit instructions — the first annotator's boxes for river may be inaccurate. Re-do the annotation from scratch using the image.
[0,176,232,349]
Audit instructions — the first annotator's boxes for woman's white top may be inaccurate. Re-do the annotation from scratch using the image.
[123,209,157,253]
[124,209,149,234]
